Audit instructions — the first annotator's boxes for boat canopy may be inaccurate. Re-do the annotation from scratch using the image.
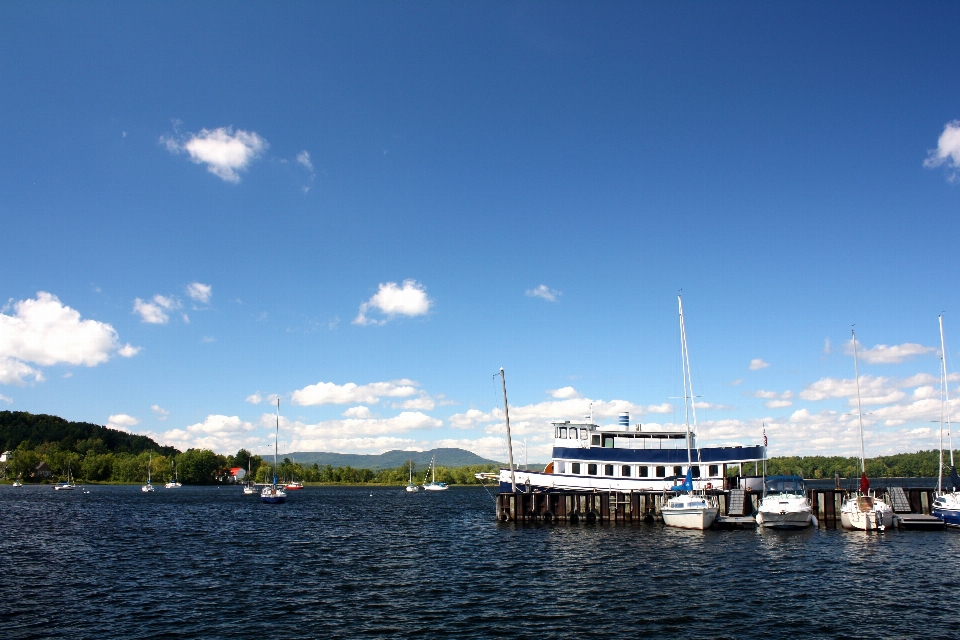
[764,475,806,495]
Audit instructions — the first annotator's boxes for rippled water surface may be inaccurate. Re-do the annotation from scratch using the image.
[2,485,958,639]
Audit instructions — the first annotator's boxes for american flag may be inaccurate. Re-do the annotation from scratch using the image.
[763,426,767,447]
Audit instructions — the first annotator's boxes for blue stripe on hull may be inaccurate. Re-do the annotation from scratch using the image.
[552,445,766,464]
[933,508,960,527]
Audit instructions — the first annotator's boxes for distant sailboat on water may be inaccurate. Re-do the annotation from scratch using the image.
[405,459,420,492]
[422,454,448,491]
[261,399,287,504]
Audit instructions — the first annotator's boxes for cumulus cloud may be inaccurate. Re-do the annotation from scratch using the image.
[525,284,561,302]
[0,292,136,385]
[291,379,419,406]
[749,359,769,370]
[0,394,11,403]
[800,375,905,405]
[548,386,579,399]
[155,414,260,453]
[845,338,935,364]
[117,344,141,357]
[354,280,432,325]
[133,294,181,324]
[186,282,212,304]
[765,400,794,409]
[924,120,960,180]
[162,127,267,183]
[107,414,139,433]
[151,405,169,421]
[343,406,373,418]
[296,150,313,171]
[395,395,436,411]
[281,412,443,450]
[245,393,263,404]
[751,390,793,409]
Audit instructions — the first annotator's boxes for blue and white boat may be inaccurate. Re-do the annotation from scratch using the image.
[933,316,960,527]
[261,399,287,505]
[492,296,766,496]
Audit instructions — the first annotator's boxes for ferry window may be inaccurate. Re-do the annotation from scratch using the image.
[558,427,567,438]
[708,465,718,476]
[621,466,631,477]
[571,463,581,474]
[604,464,614,476]
[673,466,682,476]
[602,436,615,448]
[558,461,566,473]
[581,429,589,440]
[569,428,578,439]
[588,464,597,475]
[591,435,600,446]
[655,466,665,477]
[691,466,701,478]
[639,466,649,478]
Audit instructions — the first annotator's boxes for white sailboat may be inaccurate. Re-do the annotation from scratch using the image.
[422,454,449,491]
[242,458,259,495]
[405,459,421,492]
[756,476,817,529]
[933,315,960,527]
[261,399,287,504]
[839,327,893,531]
[661,295,719,530]
[142,454,155,492]
[54,462,77,491]
[165,458,181,489]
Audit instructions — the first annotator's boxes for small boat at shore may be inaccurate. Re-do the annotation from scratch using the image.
[165,458,181,489]
[405,460,420,492]
[757,476,817,529]
[54,463,77,491]
[142,454,155,493]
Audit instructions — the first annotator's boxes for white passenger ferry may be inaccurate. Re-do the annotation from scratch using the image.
[493,412,766,493]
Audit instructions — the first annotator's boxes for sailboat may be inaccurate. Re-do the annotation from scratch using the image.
[165,458,181,489]
[661,295,719,530]
[839,327,893,531]
[933,315,960,527]
[261,399,287,504]
[242,458,259,495]
[285,457,304,490]
[141,454,155,492]
[12,477,22,487]
[422,454,449,491]
[405,459,421,492]
[54,462,77,491]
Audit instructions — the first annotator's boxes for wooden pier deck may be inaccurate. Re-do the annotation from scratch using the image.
[493,485,943,529]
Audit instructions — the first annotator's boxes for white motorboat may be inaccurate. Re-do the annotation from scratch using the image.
[261,399,287,504]
[422,454,448,491]
[756,476,817,529]
[661,296,719,531]
[54,463,77,491]
[840,327,892,531]
[142,454,155,492]
[405,459,421,492]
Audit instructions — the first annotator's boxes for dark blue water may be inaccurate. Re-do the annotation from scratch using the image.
[2,485,957,639]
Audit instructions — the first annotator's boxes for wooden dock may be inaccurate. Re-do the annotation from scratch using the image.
[493,484,945,529]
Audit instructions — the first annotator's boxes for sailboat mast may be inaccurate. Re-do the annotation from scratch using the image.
[275,398,280,486]
[678,296,693,469]
[499,367,517,492]
[852,328,866,475]
[941,315,955,468]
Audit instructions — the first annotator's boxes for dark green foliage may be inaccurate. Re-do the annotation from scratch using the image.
[763,450,958,478]
[0,411,176,456]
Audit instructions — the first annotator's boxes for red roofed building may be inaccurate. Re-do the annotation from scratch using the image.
[227,467,246,483]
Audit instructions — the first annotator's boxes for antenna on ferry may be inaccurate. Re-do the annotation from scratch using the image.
[496,367,517,492]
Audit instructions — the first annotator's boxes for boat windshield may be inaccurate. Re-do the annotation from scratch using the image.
[764,476,805,495]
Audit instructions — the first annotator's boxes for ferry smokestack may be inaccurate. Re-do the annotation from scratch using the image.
[619,412,629,429]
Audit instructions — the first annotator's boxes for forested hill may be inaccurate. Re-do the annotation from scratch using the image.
[287,447,500,470]
[0,411,177,456]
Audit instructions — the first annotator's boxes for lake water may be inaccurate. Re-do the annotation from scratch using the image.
[2,484,957,639]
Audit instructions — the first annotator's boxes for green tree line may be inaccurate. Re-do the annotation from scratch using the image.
[763,449,959,479]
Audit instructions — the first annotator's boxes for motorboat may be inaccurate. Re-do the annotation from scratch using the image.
[756,475,817,529]
[284,481,304,491]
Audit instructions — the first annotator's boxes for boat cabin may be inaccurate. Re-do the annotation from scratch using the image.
[764,475,806,495]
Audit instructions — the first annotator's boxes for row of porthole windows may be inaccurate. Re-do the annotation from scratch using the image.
[560,462,720,478]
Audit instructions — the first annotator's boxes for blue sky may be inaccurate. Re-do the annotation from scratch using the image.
[2,3,960,462]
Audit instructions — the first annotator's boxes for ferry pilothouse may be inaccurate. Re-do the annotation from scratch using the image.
[495,412,767,494]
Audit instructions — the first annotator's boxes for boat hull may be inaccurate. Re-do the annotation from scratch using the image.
[423,484,448,491]
[840,509,893,531]
[757,509,815,529]
[261,495,286,504]
[933,507,960,528]
[661,506,718,530]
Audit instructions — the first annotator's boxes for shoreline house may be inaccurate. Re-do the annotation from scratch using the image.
[32,461,52,480]
[227,467,246,483]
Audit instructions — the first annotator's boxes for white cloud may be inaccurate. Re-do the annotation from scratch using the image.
[162,127,267,183]
[343,406,373,418]
[291,379,419,406]
[824,338,832,354]
[845,338,936,364]
[800,375,906,405]
[0,292,134,385]
[396,395,436,411]
[133,294,180,324]
[525,284,561,302]
[117,344,141,357]
[154,414,260,453]
[107,414,139,433]
[151,405,169,421]
[186,282,212,304]
[548,386,579,399]
[449,409,495,429]
[0,394,11,403]
[645,403,673,413]
[282,412,443,450]
[924,120,960,180]
[765,400,793,409]
[749,358,769,370]
[296,150,313,171]
[246,392,263,404]
[354,280,432,325]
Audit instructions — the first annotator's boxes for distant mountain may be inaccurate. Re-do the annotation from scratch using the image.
[285,447,501,470]
[0,411,177,456]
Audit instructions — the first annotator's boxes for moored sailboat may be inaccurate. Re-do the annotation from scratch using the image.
[165,458,181,489]
[54,463,77,491]
[933,315,960,527]
[141,454,155,492]
[261,399,287,504]
[405,459,421,492]
[839,328,893,531]
[661,295,719,530]
[422,454,448,491]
